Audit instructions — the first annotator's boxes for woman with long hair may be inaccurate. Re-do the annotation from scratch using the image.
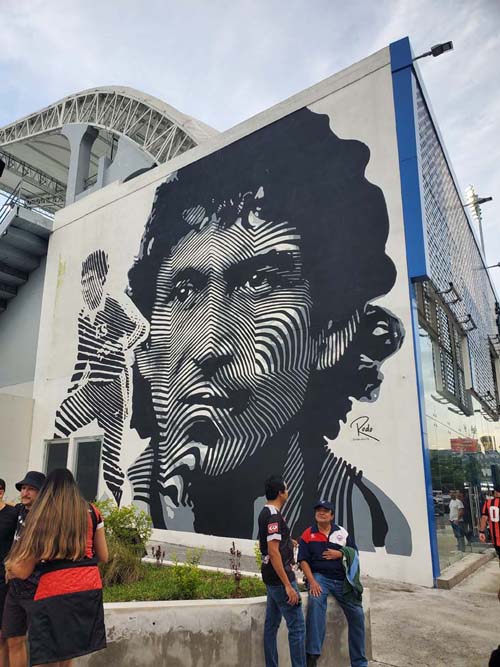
[5,469,108,667]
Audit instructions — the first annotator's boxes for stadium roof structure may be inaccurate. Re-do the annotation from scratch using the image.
[0,85,218,214]
[0,86,218,313]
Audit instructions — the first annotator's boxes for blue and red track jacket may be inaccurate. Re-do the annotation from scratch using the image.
[298,522,357,580]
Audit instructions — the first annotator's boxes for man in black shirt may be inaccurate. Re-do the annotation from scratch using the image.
[1,470,45,667]
[258,475,306,667]
[0,478,18,667]
[298,500,367,667]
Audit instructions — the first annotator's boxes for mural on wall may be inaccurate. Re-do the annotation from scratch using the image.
[54,250,149,503]
[125,107,412,555]
[54,107,412,555]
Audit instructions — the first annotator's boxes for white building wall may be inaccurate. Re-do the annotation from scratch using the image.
[0,257,46,397]
[27,46,434,586]
[0,393,33,499]
[0,258,46,494]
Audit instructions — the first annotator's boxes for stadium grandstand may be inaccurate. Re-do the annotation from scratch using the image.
[0,86,218,313]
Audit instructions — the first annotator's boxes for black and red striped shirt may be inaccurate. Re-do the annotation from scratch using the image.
[482,497,500,546]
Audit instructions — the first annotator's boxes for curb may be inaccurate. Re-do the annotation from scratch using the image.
[436,550,495,589]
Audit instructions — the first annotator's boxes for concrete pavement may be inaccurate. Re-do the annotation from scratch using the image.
[367,559,500,667]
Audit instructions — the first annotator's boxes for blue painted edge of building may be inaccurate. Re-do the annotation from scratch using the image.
[390,36,440,582]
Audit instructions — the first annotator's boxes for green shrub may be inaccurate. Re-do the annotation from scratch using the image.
[100,534,145,587]
[168,562,203,599]
[95,500,153,549]
[254,542,262,570]
[185,547,204,566]
[103,563,266,603]
[95,501,153,587]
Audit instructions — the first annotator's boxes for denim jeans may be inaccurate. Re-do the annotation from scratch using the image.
[450,521,465,551]
[306,574,367,667]
[264,581,306,667]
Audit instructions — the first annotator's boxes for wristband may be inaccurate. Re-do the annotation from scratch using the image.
[479,531,485,534]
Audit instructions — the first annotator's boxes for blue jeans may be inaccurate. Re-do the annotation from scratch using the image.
[450,521,465,551]
[306,574,367,667]
[264,581,306,667]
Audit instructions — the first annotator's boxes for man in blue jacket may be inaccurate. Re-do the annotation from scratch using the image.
[298,499,367,667]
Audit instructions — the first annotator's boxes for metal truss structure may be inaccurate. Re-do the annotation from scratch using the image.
[0,87,217,164]
[0,86,219,314]
[0,150,66,201]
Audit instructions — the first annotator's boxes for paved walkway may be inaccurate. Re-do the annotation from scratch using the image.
[153,542,500,666]
[150,541,259,573]
[367,559,500,667]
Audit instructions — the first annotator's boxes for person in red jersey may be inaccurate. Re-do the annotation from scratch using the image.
[5,469,108,667]
[479,484,500,562]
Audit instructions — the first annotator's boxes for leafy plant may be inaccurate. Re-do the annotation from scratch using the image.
[100,534,145,586]
[168,562,202,600]
[103,563,266,603]
[229,541,242,598]
[95,499,153,550]
[185,547,204,566]
[254,542,262,570]
[95,501,153,587]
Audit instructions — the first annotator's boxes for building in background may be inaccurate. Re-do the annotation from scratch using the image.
[1,37,498,586]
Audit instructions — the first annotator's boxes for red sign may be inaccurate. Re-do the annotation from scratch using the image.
[450,438,479,453]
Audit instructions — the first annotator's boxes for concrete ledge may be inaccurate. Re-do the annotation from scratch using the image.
[79,590,371,666]
[436,551,495,590]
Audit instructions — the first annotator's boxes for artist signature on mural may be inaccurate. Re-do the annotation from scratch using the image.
[350,416,380,442]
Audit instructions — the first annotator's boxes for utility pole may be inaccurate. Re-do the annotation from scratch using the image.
[464,185,493,257]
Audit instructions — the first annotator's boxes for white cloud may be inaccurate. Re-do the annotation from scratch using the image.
[1,0,499,286]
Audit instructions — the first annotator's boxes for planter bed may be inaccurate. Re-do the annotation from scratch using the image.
[103,562,266,603]
[80,585,371,666]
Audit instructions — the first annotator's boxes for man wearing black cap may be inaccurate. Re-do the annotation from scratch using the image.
[1,471,45,667]
[298,499,367,667]
[11,471,46,543]
[479,484,500,563]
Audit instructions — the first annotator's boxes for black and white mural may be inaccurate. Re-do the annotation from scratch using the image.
[54,250,148,504]
[55,107,412,555]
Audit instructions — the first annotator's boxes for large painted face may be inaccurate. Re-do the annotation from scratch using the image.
[145,193,321,493]
[81,269,105,310]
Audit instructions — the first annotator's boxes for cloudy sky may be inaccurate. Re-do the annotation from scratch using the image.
[1,0,499,287]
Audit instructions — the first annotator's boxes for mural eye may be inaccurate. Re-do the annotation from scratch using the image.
[247,272,268,288]
[171,279,196,304]
[372,323,388,337]
[240,268,275,294]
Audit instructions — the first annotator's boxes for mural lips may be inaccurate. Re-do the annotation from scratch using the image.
[181,386,250,413]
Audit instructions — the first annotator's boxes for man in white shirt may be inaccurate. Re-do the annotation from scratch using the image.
[448,491,465,552]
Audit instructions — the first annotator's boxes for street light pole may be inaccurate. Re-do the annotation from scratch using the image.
[413,41,454,62]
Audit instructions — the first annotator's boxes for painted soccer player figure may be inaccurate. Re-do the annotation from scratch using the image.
[55,250,148,504]
[127,107,412,554]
